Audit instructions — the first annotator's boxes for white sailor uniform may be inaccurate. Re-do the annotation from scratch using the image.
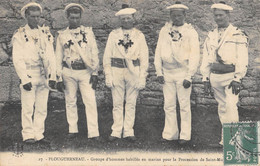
[103,27,149,138]
[154,22,200,141]
[12,24,56,141]
[201,24,248,125]
[55,26,100,138]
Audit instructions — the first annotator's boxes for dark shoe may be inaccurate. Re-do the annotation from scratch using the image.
[67,133,77,139]
[160,138,170,143]
[23,139,36,144]
[89,136,103,142]
[178,139,190,145]
[37,138,50,146]
[108,136,118,142]
[125,136,137,142]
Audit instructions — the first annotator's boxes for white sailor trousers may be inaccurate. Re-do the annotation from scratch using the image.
[162,69,192,141]
[20,70,49,141]
[63,67,99,138]
[110,67,139,138]
[210,72,239,124]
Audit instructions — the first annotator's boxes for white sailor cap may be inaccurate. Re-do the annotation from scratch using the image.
[115,4,136,16]
[166,1,189,10]
[64,3,84,15]
[21,2,42,18]
[211,1,233,11]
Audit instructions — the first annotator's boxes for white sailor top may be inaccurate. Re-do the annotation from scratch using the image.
[154,22,200,81]
[200,24,248,82]
[55,25,99,81]
[12,24,56,85]
[103,27,149,81]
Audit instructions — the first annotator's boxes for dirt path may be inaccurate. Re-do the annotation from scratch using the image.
[0,101,259,153]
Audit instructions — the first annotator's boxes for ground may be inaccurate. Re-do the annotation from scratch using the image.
[0,98,259,153]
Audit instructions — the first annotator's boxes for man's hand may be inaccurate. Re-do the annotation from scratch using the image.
[228,81,241,95]
[23,82,32,91]
[183,79,191,89]
[48,80,56,89]
[158,76,165,84]
[203,81,211,95]
[89,75,98,90]
[57,82,65,92]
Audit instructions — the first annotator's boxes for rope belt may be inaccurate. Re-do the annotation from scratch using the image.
[63,61,87,70]
[111,58,140,68]
[210,63,235,74]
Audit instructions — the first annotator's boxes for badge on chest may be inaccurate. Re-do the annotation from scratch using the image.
[118,33,134,52]
[169,30,182,42]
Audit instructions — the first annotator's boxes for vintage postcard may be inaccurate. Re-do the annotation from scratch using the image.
[0,0,260,166]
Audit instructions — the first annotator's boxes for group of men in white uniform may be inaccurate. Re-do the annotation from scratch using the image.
[12,1,248,146]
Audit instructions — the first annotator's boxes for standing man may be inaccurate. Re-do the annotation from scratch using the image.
[154,1,200,144]
[12,2,56,144]
[103,4,149,142]
[200,1,248,145]
[55,3,100,140]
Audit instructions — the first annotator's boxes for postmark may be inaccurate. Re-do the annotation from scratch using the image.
[223,121,259,165]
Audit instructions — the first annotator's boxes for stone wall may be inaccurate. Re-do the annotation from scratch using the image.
[0,0,260,110]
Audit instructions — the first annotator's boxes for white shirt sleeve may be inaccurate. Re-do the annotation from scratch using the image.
[103,32,114,79]
[55,33,64,82]
[12,32,31,85]
[44,28,56,81]
[233,34,248,82]
[88,28,99,75]
[138,33,149,82]
[154,28,164,77]
[200,37,211,82]
[186,30,200,81]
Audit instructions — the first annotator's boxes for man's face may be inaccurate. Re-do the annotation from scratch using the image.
[67,12,81,29]
[213,9,230,28]
[170,10,185,26]
[119,14,135,29]
[26,10,41,29]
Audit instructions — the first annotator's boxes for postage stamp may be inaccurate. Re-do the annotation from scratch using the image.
[223,121,259,165]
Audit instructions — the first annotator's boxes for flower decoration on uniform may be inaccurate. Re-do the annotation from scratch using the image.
[64,39,74,49]
[48,35,51,41]
[42,28,50,35]
[24,35,28,42]
[169,30,182,42]
[76,30,87,47]
[33,37,38,44]
[78,40,82,46]
[118,34,134,51]
[22,28,29,42]
[80,30,87,43]
[41,28,52,41]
